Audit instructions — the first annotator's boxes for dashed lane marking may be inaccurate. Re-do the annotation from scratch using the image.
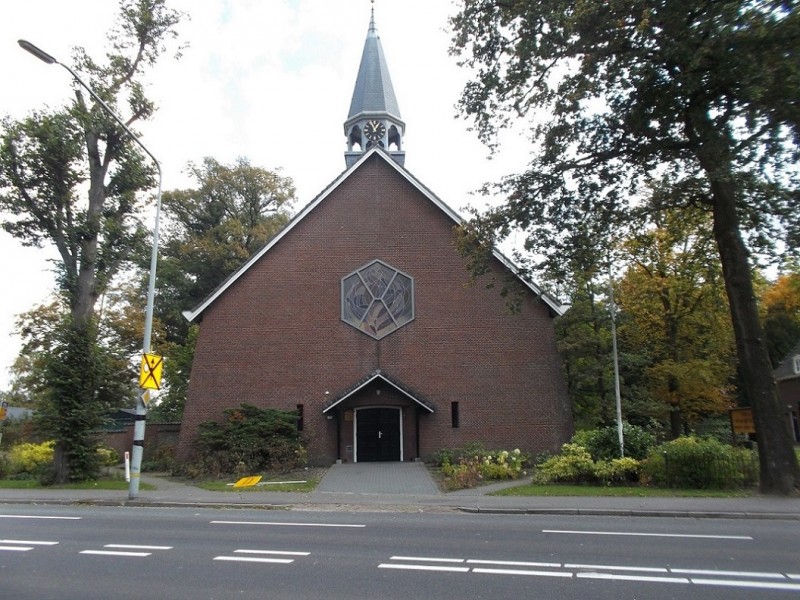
[211,520,365,528]
[378,555,800,591]
[213,549,311,565]
[0,539,59,552]
[543,529,753,540]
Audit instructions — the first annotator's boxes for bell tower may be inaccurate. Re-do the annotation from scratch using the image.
[344,2,405,167]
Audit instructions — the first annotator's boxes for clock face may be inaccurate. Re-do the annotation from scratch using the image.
[365,120,386,142]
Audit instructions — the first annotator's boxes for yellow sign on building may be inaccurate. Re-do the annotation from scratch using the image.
[139,353,163,390]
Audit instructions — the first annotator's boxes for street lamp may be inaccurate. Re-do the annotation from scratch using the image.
[19,39,161,499]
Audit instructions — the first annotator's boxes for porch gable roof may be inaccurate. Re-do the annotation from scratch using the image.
[322,369,435,414]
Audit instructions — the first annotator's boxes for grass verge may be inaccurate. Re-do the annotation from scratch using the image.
[0,479,155,491]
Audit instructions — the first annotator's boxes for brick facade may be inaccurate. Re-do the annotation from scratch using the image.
[177,152,572,465]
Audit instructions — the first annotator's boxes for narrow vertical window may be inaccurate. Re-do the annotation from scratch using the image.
[296,404,304,432]
[451,401,460,429]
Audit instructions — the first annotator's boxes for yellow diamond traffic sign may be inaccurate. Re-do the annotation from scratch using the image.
[139,353,163,390]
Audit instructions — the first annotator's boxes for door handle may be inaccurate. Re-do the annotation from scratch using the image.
[378,430,383,439]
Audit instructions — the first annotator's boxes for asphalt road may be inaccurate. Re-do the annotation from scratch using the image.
[1,505,798,599]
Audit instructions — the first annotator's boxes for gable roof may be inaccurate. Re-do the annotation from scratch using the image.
[322,369,434,414]
[182,147,564,323]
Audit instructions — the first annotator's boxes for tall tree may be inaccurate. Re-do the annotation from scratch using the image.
[148,157,295,421]
[555,276,617,429]
[618,206,736,436]
[450,1,800,493]
[0,0,183,481]
[760,268,800,366]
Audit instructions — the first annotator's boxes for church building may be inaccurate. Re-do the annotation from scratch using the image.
[176,9,572,465]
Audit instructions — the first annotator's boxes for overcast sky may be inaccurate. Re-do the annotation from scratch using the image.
[0,0,533,390]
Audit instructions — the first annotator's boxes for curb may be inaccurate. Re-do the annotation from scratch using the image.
[456,506,800,520]
[2,497,800,519]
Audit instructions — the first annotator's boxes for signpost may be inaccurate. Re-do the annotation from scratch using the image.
[729,407,756,443]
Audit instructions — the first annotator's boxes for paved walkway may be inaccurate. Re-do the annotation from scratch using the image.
[317,462,440,495]
[1,464,799,519]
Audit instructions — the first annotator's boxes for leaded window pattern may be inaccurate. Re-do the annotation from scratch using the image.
[342,260,414,339]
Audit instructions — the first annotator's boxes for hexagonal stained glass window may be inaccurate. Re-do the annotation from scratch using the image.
[342,260,414,339]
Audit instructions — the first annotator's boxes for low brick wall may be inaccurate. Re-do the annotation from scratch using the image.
[101,422,181,463]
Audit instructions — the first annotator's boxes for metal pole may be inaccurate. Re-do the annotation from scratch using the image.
[19,40,162,499]
[608,265,624,458]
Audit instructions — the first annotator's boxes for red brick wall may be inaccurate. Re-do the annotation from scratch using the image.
[102,423,181,463]
[777,377,800,442]
[178,154,572,465]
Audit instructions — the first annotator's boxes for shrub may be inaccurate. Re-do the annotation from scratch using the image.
[190,404,306,477]
[433,444,530,490]
[593,457,641,485]
[96,445,120,467]
[641,436,758,489]
[571,422,656,461]
[533,444,595,484]
[7,441,55,477]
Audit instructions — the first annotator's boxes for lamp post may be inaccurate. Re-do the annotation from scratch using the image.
[19,39,161,499]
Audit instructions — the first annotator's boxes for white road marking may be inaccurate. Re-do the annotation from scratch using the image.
[577,572,690,584]
[104,544,173,550]
[211,520,365,528]
[80,550,151,557]
[543,529,752,540]
[214,549,310,564]
[234,550,310,556]
[0,514,80,520]
[0,539,59,546]
[0,545,33,552]
[379,563,470,573]
[690,578,800,591]
[472,568,572,578]
[671,568,786,579]
[467,559,561,568]
[391,556,465,563]
[380,554,798,592]
[214,556,294,564]
[566,563,668,573]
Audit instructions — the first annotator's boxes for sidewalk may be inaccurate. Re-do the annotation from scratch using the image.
[1,471,799,520]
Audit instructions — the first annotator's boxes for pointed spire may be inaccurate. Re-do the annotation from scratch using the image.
[344,1,406,167]
[346,4,401,120]
[369,0,376,36]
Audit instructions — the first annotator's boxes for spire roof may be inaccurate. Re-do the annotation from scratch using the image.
[346,5,401,120]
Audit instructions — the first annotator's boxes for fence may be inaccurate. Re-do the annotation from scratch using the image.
[661,450,759,490]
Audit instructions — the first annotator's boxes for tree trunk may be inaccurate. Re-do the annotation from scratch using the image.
[710,177,800,495]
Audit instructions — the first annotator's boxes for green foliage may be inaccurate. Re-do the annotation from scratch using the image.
[450,0,800,494]
[533,443,643,485]
[533,444,597,485]
[96,445,120,467]
[0,1,184,485]
[35,318,112,483]
[641,436,759,490]
[572,423,656,461]
[434,444,530,490]
[153,158,296,420]
[592,457,641,485]
[6,441,54,479]
[190,404,306,477]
